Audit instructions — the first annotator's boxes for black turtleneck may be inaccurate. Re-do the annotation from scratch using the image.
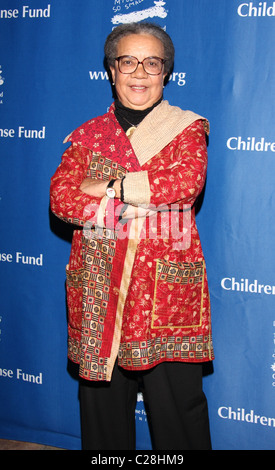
[114,98,163,133]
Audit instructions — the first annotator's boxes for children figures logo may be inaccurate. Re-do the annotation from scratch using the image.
[0,66,4,104]
[111,0,168,25]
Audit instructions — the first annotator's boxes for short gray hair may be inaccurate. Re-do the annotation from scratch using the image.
[104,22,175,75]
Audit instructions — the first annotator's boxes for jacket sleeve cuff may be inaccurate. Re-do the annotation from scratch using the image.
[122,171,151,206]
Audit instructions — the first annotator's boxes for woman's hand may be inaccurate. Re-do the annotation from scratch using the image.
[80,178,108,198]
[80,178,121,199]
[80,178,155,220]
[120,204,157,220]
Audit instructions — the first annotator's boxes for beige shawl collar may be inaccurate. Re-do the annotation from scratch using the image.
[129,100,209,167]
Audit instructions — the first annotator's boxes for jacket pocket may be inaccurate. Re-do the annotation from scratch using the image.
[151,259,204,329]
[66,265,83,331]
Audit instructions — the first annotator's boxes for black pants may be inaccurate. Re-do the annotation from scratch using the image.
[79,361,211,451]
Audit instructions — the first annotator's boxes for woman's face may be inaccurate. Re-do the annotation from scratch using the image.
[110,34,166,110]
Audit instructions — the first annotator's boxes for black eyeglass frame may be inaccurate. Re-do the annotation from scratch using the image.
[115,55,166,75]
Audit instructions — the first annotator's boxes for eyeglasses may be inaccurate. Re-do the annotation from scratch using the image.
[115,55,166,75]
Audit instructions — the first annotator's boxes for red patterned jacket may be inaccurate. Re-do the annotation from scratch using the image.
[50,101,214,381]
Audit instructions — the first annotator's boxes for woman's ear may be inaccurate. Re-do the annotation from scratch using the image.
[110,66,116,85]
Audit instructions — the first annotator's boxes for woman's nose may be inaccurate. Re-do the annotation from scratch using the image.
[132,62,148,78]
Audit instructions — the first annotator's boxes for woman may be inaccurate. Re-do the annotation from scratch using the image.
[50,22,214,450]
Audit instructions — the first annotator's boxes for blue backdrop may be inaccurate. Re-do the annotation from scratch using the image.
[0,0,275,450]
